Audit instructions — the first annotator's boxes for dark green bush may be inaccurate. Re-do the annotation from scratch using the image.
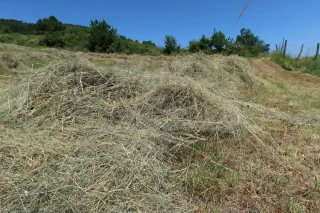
[235,28,270,57]
[211,31,227,53]
[164,35,180,55]
[35,16,66,48]
[88,19,117,53]
[189,35,213,54]
[0,18,35,34]
[40,32,66,48]
[35,16,64,35]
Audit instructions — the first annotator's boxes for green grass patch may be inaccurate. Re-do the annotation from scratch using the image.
[0,33,43,47]
[271,53,301,71]
[303,58,320,76]
[272,53,320,77]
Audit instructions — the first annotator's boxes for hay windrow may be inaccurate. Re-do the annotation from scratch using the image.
[0,53,19,69]
[0,58,143,124]
[139,83,248,141]
[165,54,259,100]
[0,61,8,70]
[0,54,255,212]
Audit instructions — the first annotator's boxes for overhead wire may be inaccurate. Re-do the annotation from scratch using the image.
[225,0,251,35]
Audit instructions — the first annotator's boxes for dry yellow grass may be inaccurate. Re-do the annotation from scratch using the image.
[0,45,320,212]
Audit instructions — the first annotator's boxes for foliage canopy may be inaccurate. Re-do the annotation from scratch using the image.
[1,17,271,57]
[164,35,180,55]
[235,28,270,56]
[35,16,64,35]
[189,28,270,57]
[88,19,118,53]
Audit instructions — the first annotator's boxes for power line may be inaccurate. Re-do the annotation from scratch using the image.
[225,0,251,35]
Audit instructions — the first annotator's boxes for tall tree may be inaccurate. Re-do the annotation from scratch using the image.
[36,16,65,47]
[189,35,212,54]
[88,19,117,52]
[142,40,156,46]
[211,31,227,53]
[236,28,270,56]
[164,35,180,55]
[35,16,64,34]
[0,19,35,34]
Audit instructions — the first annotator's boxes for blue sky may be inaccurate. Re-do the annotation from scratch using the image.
[1,0,319,56]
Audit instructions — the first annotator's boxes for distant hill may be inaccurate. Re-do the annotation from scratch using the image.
[0,19,36,34]
[0,18,89,35]
[0,18,91,50]
[0,17,162,54]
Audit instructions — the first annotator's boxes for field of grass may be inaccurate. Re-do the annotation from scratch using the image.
[1,44,320,212]
[271,52,320,76]
[0,33,43,47]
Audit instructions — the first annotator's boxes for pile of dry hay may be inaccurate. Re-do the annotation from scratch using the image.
[0,53,20,70]
[0,53,255,212]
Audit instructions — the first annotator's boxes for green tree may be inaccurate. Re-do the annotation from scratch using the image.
[235,28,270,56]
[39,33,66,47]
[189,35,213,54]
[63,25,89,50]
[0,19,35,34]
[211,30,227,53]
[35,16,64,35]
[35,16,65,47]
[142,40,156,46]
[88,19,117,52]
[164,35,180,55]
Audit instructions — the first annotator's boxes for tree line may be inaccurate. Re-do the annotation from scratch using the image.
[0,16,270,56]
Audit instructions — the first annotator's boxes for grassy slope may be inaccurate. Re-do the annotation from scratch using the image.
[184,58,320,212]
[1,44,320,212]
[271,53,320,76]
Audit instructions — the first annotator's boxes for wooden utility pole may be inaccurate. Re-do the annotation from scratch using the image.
[315,43,320,59]
[275,44,279,53]
[283,40,287,57]
[296,44,304,59]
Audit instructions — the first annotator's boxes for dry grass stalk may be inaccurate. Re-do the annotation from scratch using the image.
[1,51,319,212]
[0,53,254,212]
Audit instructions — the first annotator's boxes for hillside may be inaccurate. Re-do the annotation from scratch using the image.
[0,17,164,55]
[0,18,89,35]
[1,44,320,212]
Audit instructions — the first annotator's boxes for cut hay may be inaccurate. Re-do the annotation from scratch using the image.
[139,83,248,141]
[0,61,8,70]
[0,53,19,69]
[165,54,259,99]
[0,54,255,212]
[0,53,30,72]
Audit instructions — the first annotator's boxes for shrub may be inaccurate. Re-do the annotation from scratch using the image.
[88,19,117,53]
[164,35,180,55]
[40,32,66,48]
[225,42,247,56]
[36,16,66,48]
[211,31,227,53]
[35,16,64,35]
[189,35,213,54]
[235,28,270,56]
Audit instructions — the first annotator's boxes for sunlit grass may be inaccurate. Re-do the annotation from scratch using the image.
[271,52,320,76]
[1,45,320,212]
